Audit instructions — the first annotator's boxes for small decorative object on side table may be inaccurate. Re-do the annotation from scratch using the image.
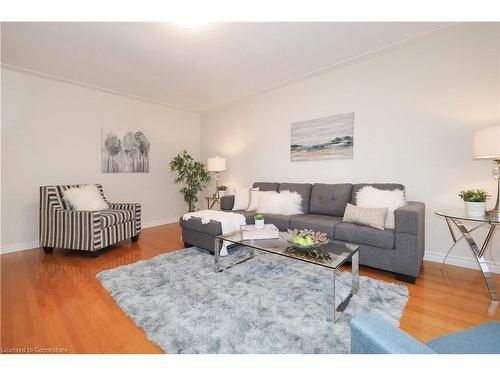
[458,189,489,217]
[435,209,498,315]
[217,185,228,198]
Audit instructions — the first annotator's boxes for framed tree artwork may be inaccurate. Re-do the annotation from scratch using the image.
[102,127,150,173]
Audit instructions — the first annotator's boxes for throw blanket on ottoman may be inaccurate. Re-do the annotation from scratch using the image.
[182,210,246,256]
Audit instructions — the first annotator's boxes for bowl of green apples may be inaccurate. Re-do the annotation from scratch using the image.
[285,229,329,249]
[288,234,317,249]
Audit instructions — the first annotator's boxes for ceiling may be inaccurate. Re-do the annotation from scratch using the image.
[1,22,450,111]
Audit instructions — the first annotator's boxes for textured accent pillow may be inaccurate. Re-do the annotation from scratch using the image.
[232,187,257,211]
[62,185,109,211]
[278,190,303,215]
[256,191,303,215]
[246,188,261,211]
[356,186,405,229]
[343,203,388,230]
[256,191,281,214]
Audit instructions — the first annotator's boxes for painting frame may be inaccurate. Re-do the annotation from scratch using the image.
[101,126,151,173]
[290,112,354,161]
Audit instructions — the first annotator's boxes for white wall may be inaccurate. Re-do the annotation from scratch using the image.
[1,68,201,252]
[201,23,500,272]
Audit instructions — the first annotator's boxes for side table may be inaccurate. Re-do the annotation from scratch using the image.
[435,209,498,315]
[205,196,220,210]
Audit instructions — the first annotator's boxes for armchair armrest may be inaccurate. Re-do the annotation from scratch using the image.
[220,195,235,211]
[108,202,141,233]
[351,313,434,354]
[395,201,425,235]
[108,202,141,210]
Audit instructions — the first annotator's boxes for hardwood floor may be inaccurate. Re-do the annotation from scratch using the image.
[1,223,499,353]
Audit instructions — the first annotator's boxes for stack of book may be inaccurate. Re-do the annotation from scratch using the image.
[240,224,279,240]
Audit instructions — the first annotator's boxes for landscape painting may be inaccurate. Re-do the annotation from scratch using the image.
[290,112,354,161]
[102,127,150,173]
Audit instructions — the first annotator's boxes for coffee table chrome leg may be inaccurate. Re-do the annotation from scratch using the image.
[214,237,221,273]
[352,252,359,295]
[327,269,338,323]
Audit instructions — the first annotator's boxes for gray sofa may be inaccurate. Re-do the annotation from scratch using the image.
[180,182,425,283]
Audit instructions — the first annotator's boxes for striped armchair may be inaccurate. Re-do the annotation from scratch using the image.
[40,184,141,256]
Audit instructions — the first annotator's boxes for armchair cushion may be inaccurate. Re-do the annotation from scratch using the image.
[100,209,134,228]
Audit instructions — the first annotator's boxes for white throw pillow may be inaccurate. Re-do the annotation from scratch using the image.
[278,190,303,215]
[356,186,405,229]
[232,188,251,211]
[255,191,281,214]
[256,190,303,215]
[62,185,109,211]
[246,188,261,211]
[343,203,388,230]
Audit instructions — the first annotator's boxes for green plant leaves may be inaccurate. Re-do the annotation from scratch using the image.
[170,150,211,211]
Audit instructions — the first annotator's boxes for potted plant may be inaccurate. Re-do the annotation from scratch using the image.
[170,150,211,212]
[459,189,490,217]
[254,214,265,229]
[217,185,228,198]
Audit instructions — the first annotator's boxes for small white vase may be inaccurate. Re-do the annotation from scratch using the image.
[464,201,486,217]
[255,219,264,229]
[218,190,226,197]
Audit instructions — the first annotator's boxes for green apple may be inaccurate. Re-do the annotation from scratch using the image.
[292,235,306,246]
[304,235,314,246]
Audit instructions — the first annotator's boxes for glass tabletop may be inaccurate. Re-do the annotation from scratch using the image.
[435,209,500,224]
[217,230,359,270]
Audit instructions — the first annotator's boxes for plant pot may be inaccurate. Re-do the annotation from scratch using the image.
[255,219,264,229]
[218,190,226,198]
[464,201,486,217]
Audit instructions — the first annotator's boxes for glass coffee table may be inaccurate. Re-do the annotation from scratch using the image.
[214,230,360,323]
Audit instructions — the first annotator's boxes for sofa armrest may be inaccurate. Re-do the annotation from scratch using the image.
[220,195,235,211]
[395,201,425,235]
[351,313,434,354]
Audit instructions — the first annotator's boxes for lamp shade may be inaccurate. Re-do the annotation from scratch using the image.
[473,126,500,159]
[207,157,226,172]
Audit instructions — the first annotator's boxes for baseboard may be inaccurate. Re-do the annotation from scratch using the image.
[0,217,180,255]
[0,241,40,255]
[142,217,179,229]
[424,251,500,274]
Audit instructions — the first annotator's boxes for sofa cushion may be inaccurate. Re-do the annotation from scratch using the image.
[262,214,291,231]
[351,183,405,204]
[334,222,395,249]
[279,183,312,213]
[100,209,134,228]
[253,182,280,192]
[309,183,352,216]
[289,214,343,238]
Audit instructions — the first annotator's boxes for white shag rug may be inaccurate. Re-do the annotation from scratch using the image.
[97,247,409,353]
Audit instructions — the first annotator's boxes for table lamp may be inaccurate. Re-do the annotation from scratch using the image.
[207,156,226,197]
[473,125,500,219]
